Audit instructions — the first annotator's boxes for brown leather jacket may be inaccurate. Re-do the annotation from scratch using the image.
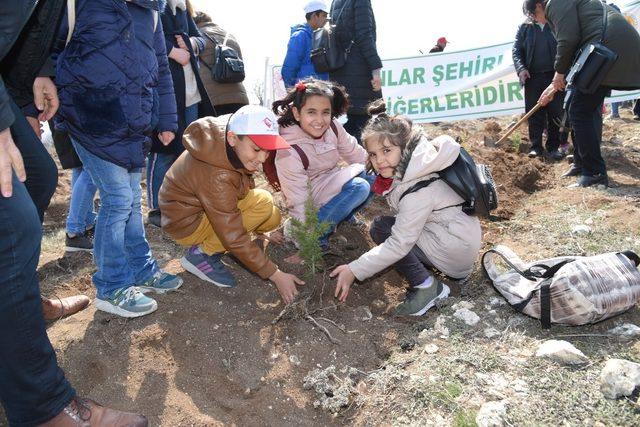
[159,115,277,279]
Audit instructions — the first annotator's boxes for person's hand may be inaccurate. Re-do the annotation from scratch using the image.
[518,69,530,85]
[257,230,284,245]
[552,72,566,91]
[169,47,190,66]
[26,117,42,139]
[158,131,175,145]
[33,77,59,121]
[330,264,356,302]
[175,34,189,51]
[371,75,382,92]
[0,128,26,198]
[538,84,557,107]
[269,269,305,304]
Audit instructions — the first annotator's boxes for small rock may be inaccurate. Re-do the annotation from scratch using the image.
[371,299,385,309]
[535,340,588,365]
[489,297,506,307]
[572,224,592,235]
[452,301,475,310]
[289,355,301,366]
[356,306,373,321]
[609,324,640,338]
[453,308,480,326]
[484,327,501,338]
[417,329,431,345]
[423,344,439,354]
[509,379,529,395]
[600,359,640,399]
[476,400,509,427]
[434,315,450,339]
[584,217,594,225]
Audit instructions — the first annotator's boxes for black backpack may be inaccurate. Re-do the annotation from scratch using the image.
[201,32,245,84]
[399,148,498,217]
[310,0,354,73]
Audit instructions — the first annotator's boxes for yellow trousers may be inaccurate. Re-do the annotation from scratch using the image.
[176,189,281,255]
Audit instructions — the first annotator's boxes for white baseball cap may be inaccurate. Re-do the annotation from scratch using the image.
[304,0,329,14]
[228,105,290,151]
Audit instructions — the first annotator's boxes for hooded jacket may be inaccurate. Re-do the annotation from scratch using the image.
[54,0,178,170]
[348,135,482,281]
[159,115,277,279]
[281,23,329,88]
[545,0,640,89]
[276,119,367,222]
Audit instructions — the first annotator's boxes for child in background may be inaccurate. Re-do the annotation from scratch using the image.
[272,78,372,257]
[159,106,305,304]
[331,103,482,316]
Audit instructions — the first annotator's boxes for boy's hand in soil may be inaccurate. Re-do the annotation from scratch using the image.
[330,264,355,302]
[158,131,175,146]
[270,269,305,304]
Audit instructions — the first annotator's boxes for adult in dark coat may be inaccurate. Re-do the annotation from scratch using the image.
[0,1,147,425]
[147,0,215,226]
[513,1,564,160]
[330,0,383,143]
[538,0,640,187]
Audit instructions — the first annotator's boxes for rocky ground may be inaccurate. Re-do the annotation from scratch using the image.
[1,108,639,426]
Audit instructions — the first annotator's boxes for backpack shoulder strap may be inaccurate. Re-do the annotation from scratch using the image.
[66,0,76,46]
[399,177,440,202]
[290,144,310,170]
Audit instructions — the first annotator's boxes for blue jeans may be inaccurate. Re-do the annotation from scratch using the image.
[1,179,75,425]
[66,167,97,234]
[146,152,178,211]
[72,140,159,298]
[317,172,374,246]
[146,104,198,210]
[611,102,620,116]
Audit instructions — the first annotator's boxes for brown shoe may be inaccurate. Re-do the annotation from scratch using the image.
[39,397,148,427]
[42,295,91,321]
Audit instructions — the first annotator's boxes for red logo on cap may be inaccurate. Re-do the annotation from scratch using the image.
[263,118,273,129]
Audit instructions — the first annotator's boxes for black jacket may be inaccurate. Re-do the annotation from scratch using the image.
[512,21,557,74]
[0,0,65,131]
[329,0,383,115]
[151,5,215,155]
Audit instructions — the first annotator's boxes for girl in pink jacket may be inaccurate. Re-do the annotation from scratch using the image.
[272,78,372,252]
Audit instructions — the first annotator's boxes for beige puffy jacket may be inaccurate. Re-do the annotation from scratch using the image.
[349,135,482,281]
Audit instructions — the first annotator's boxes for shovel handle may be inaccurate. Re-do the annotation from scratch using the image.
[496,89,556,145]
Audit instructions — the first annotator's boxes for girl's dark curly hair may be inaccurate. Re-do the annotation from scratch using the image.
[271,78,350,127]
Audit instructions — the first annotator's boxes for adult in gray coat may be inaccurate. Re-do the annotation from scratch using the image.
[330,0,383,143]
[538,0,640,187]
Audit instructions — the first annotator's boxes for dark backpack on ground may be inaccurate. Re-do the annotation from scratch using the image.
[310,0,354,73]
[201,32,245,84]
[399,147,498,217]
[263,122,338,191]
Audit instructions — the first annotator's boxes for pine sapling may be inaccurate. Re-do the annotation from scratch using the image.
[290,188,331,279]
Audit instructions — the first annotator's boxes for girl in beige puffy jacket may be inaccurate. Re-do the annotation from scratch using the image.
[331,107,483,316]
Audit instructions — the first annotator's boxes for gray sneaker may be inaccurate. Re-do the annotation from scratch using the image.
[395,280,450,316]
[137,270,183,294]
[94,287,157,318]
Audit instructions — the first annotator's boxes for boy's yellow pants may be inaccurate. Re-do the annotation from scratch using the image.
[176,189,281,255]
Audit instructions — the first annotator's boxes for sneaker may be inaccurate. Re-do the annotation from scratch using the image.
[561,165,582,177]
[606,114,620,120]
[395,279,450,316]
[85,225,95,240]
[137,270,183,294]
[147,209,161,228]
[94,287,157,318]
[568,173,609,188]
[559,143,571,155]
[180,246,237,288]
[528,149,542,158]
[65,231,93,252]
[546,149,564,161]
[634,115,640,121]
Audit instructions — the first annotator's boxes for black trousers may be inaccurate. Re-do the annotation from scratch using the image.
[568,86,609,176]
[343,113,370,145]
[524,71,564,153]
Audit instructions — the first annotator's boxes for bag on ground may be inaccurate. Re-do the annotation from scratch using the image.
[482,245,640,328]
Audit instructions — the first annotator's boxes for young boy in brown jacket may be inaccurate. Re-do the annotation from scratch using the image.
[159,105,304,304]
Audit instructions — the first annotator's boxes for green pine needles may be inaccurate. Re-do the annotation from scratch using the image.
[290,188,331,279]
